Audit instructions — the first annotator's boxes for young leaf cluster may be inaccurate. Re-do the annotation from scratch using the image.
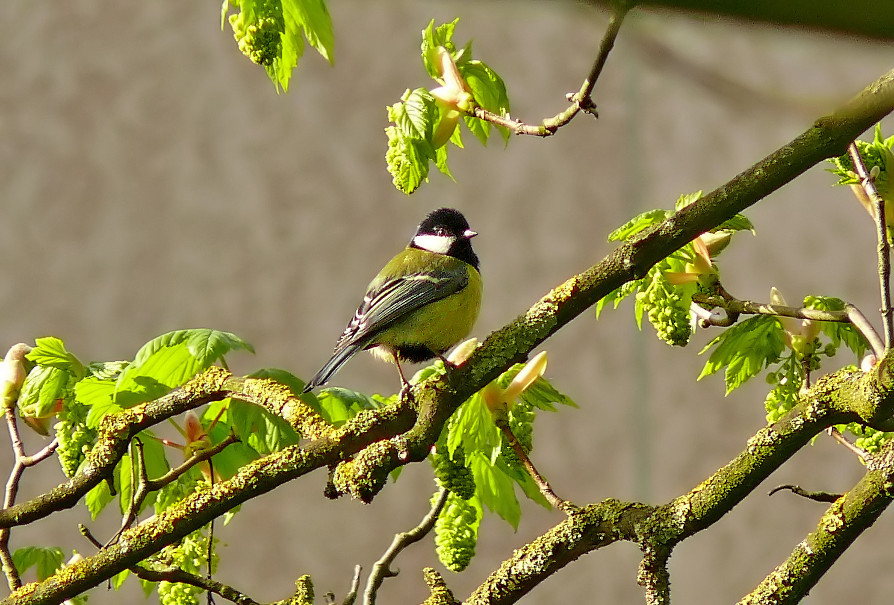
[828,124,894,205]
[10,329,308,601]
[222,0,334,92]
[423,361,575,571]
[597,192,753,347]
[700,295,868,416]
[385,19,510,194]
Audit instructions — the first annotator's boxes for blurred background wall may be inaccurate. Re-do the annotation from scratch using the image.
[1,0,893,602]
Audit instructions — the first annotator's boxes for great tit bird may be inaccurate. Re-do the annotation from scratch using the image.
[302,208,482,393]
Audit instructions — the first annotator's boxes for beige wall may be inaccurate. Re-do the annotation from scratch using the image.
[1,0,893,602]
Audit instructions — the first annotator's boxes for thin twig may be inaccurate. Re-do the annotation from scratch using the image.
[363,487,449,605]
[131,563,261,605]
[494,418,576,513]
[694,294,885,357]
[767,484,842,503]
[849,142,893,350]
[845,303,886,360]
[471,1,631,136]
[825,426,871,461]
[343,565,362,605]
[107,433,239,547]
[206,457,216,605]
[0,403,58,591]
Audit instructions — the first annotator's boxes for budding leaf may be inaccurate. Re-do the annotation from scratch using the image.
[385,88,439,194]
[224,0,334,93]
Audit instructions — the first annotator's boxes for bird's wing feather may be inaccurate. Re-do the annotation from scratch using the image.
[333,270,468,353]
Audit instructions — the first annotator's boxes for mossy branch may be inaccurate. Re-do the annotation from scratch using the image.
[740,437,894,604]
[4,68,894,605]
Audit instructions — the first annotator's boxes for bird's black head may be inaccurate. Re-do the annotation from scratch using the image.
[411,208,479,270]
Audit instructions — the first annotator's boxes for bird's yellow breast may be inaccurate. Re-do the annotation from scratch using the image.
[371,261,482,361]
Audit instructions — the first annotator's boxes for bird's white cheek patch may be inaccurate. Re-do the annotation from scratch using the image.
[413,234,454,254]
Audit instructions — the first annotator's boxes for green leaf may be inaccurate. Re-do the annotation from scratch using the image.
[445,392,501,459]
[395,88,437,140]
[114,329,252,407]
[79,376,123,429]
[607,209,669,242]
[385,88,440,193]
[421,18,459,78]
[715,213,755,233]
[25,337,85,379]
[468,450,520,528]
[275,0,305,92]
[434,143,454,180]
[595,280,640,319]
[111,568,130,591]
[86,479,115,520]
[12,546,64,581]
[495,457,550,509]
[804,295,869,359]
[248,367,307,394]
[459,60,510,143]
[18,365,68,420]
[201,425,258,481]
[463,114,490,147]
[314,387,385,426]
[228,398,301,453]
[289,0,333,64]
[699,315,786,394]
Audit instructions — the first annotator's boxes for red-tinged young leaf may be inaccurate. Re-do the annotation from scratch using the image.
[17,365,68,420]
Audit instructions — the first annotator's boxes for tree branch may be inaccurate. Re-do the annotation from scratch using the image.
[471,0,631,136]
[740,436,894,603]
[5,67,894,605]
[848,142,893,350]
[131,562,262,605]
[693,294,886,359]
[590,0,894,41]
[459,363,881,604]
[493,417,575,513]
[363,487,449,605]
[109,433,240,547]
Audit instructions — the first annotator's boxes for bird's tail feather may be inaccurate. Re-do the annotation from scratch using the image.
[301,341,367,393]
